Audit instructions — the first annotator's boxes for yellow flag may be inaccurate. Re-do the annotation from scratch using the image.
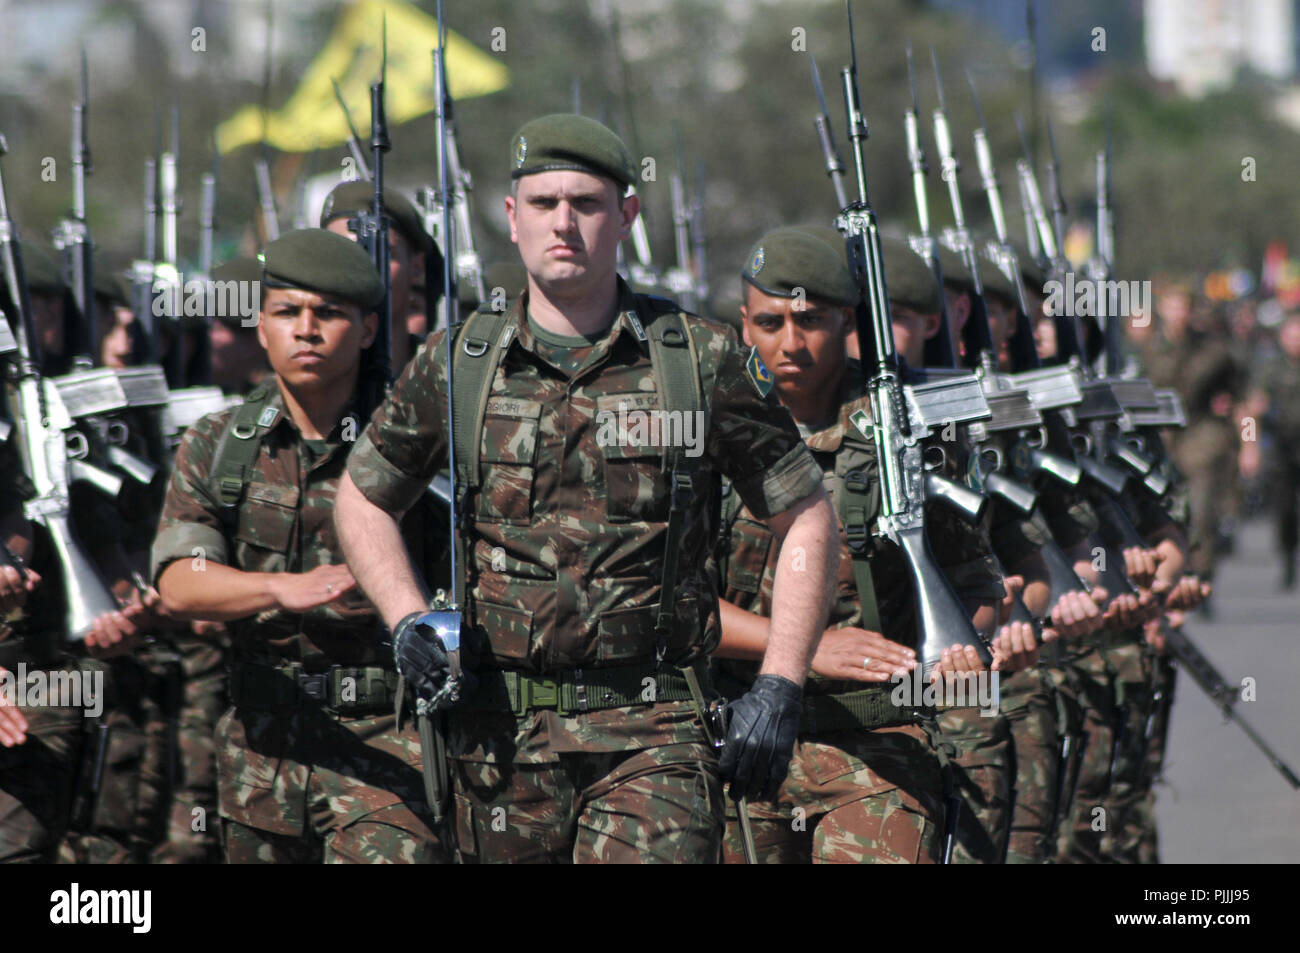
[217,0,508,155]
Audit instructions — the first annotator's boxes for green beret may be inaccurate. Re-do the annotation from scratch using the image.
[92,267,131,309]
[320,180,432,254]
[935,241,973,292]
[742,227,857,307]
[789,224,846,257]
[510,114,635,189]
[259,228,383,310]
[882,236,941,315]
[22,241,63,296]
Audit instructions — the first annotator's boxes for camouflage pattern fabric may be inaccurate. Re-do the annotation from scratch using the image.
[0,661,87,863]
[215,705,443,863]
[1095,641,1156,864]
[151,382,448,862]
[937,706,1013,864]
[451,735,722,863]
[999,666,1060,864]
[151,631,228,864]
[721,726,942,864]
[346,281,820,858]
[713,366,995,863]
[1134,651,1178,864]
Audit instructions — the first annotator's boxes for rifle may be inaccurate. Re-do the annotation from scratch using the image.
[690,160,710,309]
[664,123,698,313]
[432,39,486,309]
[0,133,120,644]
[810,54,849,214]
[346,17,392,409]
[198,133,218,279]
[901,43,957,368]
[255,0,279,244]
[51,49,95,371]
[331,77,372,181]
[834,1,993,678]
[1164,624,1299,789]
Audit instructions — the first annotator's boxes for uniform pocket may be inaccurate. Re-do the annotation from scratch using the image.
[477,398,541,525]
[233,483,298,554]
[596,392,669,523]
[472,600,533,665]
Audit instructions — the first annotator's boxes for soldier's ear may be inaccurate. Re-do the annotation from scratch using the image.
[256,311,269,352]
[924,311,943,340]
[740,305,753,348]
[504,194,518,243]
[618,191,640,240]
[360,310,379,349]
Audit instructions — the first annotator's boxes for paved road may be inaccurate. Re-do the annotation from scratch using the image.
[1155,519,1300,863]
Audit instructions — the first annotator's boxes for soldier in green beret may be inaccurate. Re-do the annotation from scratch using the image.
[207,256,271,395]
[152,229,447,863]
[336,115,840,863]
[712,225,1037,863]
[320,180,441,374]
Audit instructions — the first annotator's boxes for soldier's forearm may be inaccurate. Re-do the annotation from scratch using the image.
[335,473,429,629]
[715,599,771,661]
[157,559,282,621]
[761,489,838,684]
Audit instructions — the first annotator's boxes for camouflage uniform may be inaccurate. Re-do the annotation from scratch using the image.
[346,282,823,864]
[1141,328,1240,582]
[150,382,446,863]
[0,445,92,863]
[990,507,1064,864]
[1255,351,1300,580]
[715,365,1003,864]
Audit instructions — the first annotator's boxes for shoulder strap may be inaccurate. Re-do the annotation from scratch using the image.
[636,295,708,662]
[448,308,514,605]
[833,426,882,634]
[209,386,279,521]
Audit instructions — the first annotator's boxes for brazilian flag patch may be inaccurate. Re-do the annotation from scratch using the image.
[849,409,873,440]
[746,346,774,398]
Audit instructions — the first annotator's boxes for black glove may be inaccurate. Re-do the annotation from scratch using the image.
[717,674,802,802]
[392,612,452,702]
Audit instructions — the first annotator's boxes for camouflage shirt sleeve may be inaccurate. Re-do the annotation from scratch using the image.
[149,412,231,586]
[705,336,822,519]
[347,331,450,514]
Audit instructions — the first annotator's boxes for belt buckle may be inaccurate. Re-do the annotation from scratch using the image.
[524,676,560,711]
[298,671,329,704]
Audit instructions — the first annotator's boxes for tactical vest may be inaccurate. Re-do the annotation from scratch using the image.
[448,295,710,665]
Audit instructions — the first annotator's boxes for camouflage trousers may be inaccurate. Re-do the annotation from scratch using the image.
[1052,635,1153,863]
[1132,651,1177,864]
[936,707,1012,863]
[216,701,444,864]
[452,740,723,864]
[151,634,227,864]
[1001,666,1061,864]
[722,724,942,864]
[0,660,88,863]
[60,652,174,864]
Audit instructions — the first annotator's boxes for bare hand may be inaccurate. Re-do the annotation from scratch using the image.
[85,597,150,659]
[992,621,1039,673]
[810,626,917,683]
[1049,589,1104,640]
[998,575,1025,626]
[1164,575,1211,611]
[1122,547,1165,590]
[0,667,29,747]
[0,564,40,616]
[271,564,357,613]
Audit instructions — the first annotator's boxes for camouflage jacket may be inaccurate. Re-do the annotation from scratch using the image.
[150,381,445,670]
[348,280,821,675]
[715,363,1002,698]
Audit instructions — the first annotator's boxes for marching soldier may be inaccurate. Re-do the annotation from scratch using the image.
[152,229,446,863]
[714,226,1035,863]
[335,114,840,863]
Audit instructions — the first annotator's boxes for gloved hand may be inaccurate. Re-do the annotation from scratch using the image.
[718,674,802,802]
[393,611,452,703]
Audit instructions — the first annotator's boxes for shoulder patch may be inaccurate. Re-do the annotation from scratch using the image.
[256,406,279,428]
[746,346,774,398]
[849,409,873,440]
